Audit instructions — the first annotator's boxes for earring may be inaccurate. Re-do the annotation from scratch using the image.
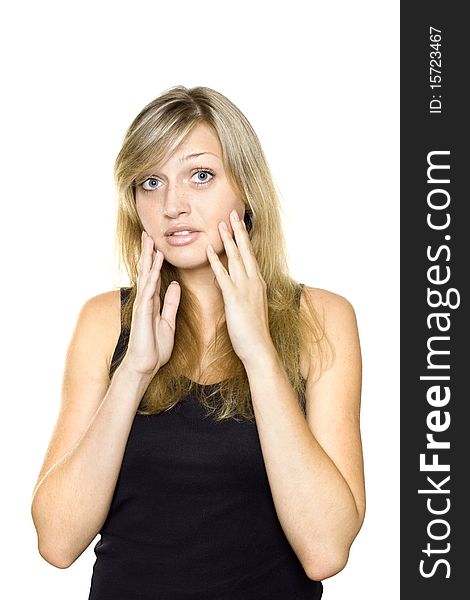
[244,210,254,233]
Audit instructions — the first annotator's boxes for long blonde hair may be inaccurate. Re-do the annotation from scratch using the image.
[114,85,327,421]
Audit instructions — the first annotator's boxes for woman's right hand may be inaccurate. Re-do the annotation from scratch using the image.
[123,230,181,377]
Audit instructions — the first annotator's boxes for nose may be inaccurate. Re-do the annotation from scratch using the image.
[162,183,191,218]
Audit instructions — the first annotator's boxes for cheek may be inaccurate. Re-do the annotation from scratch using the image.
[135,200,156,227]
[135,199,145,221]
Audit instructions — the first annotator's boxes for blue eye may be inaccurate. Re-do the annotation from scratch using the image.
[191,169,214,186]
[141,177,160,191]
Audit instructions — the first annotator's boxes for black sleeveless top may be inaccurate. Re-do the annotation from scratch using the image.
[88,284,323,599]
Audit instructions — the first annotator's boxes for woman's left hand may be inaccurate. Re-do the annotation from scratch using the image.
[206,209,275,366]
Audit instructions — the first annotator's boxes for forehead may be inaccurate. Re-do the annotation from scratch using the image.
[165,122,222,165]
[135,122,225,182]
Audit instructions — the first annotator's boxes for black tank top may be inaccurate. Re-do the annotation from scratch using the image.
[88,284,323,599]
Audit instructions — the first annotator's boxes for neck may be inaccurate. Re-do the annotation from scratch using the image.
[176,261,226,327]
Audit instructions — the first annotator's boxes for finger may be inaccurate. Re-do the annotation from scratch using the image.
[156,260,162,297]
[141,241,163,301]
[154,252,163,314]
[206,244,233,293]
[137,231,152,291]
[160,281,181,331]
[218,220,247,281]
[229,210,259,278]
[145,249,163,309]
[142,248,163,301]
[136,231,145,278]
[143,231,154,273]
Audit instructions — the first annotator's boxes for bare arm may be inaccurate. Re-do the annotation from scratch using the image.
[32,350,153,568]
[31,232,180,568]
[204,212,365,582]
[244,289,365,581]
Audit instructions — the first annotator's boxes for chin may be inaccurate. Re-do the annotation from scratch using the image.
[163,252,211,270]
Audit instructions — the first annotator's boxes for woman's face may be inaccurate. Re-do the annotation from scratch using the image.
[134,122,245,272]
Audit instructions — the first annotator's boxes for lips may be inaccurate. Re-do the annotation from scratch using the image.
[165,231,201,246]
[164,224,200,236]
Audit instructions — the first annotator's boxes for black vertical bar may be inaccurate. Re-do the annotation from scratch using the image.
[401,3,468,598]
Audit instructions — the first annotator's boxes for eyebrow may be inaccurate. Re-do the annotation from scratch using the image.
[179,152,219,162]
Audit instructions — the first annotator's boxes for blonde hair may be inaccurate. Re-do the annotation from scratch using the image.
[114,85,328,421]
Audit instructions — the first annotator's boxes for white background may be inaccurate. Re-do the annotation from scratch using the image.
[0,1,399,598]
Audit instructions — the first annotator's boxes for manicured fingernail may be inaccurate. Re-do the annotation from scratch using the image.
[207,244,214,253]
[219,221,228,231]
[230,210,239,221]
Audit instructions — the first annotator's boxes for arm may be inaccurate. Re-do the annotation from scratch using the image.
[244,288,365,581]
[31,231,180,568]
[31,292,154,568]
[206,210,365,581]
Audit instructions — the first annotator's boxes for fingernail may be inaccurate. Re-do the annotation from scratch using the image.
[219,221,228,231]
[230,210,239,221]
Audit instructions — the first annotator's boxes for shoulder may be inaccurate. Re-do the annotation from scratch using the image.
[71,289,122,369]
[78,289,122,333]
[299,286,360,379]
[301,285,359,343]
[301,285,357,322]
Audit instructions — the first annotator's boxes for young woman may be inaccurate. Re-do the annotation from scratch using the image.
[31,86,365,599]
